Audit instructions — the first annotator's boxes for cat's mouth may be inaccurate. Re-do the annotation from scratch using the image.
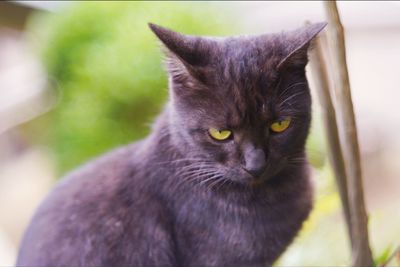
[224,167,269,186]
[228,159,287,187]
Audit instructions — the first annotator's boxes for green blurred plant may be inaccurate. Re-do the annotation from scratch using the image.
[374,245,393,267]
[373,245,400,267]
[28,2,235,174]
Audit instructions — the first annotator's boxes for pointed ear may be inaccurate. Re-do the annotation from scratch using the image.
[277,22,327,70]
[148,23,211,66]
[149,23,213,83]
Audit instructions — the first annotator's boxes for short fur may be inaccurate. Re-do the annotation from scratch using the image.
[17,22,326,267]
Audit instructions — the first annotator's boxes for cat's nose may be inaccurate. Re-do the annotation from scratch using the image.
[244,148,266,178]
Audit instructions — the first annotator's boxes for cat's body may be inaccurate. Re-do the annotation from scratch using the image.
[17,23,326,267]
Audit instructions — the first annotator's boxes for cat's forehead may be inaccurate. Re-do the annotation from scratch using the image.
[223,35,281,53]
[219,35,283,65]
[201,81,274,129]
[211,36,282,86]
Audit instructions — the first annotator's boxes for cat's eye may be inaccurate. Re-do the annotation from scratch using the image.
[270,117,291,133]
[208,128,232,141]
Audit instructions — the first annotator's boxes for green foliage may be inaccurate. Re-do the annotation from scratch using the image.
[373,245,395,267]
[306,112,327,168]
[28,2,234,174]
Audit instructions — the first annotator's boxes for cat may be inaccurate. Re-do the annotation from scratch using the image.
[17,22,326,267]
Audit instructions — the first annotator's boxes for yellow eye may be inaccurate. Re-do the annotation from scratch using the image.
[270,117,291,133]
[208,128,232,141]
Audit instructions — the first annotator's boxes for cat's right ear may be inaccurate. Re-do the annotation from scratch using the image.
[148,23,211,83]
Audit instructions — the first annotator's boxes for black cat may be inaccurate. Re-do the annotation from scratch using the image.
[17,22,326,267]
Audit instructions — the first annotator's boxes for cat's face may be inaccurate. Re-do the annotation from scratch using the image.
[150,23,326,186]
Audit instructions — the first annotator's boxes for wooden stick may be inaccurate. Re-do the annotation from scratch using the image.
[308,30,353,247]
[323,1,373,266]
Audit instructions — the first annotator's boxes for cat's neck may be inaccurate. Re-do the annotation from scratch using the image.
[138,106,183,162]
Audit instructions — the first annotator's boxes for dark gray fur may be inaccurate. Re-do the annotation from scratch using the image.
[17,22,326,267]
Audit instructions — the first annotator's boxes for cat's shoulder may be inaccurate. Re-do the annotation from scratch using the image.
[26,141,146,223]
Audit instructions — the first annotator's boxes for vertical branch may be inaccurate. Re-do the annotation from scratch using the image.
[308,31,353,247]
[323,1,373,266]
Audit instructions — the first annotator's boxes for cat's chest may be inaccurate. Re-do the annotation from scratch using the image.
[173,193,303,266]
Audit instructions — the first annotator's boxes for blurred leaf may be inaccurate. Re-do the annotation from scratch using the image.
[306,112,327,169]
[374,245,393,266]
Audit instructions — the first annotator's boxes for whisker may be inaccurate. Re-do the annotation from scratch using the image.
[199,174,224,191]
[209,176,227,191]
[199,173,221,186]
[154,158,214,166]
[172,170,219,191]
[278,82,307,99]
[278,91,307,108]
[175,169,217,179]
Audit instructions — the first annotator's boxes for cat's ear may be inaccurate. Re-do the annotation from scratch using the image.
[277,22,327,70]
[149,23,212,82]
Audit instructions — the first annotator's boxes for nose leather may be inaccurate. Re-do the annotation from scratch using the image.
[244,147,266,177]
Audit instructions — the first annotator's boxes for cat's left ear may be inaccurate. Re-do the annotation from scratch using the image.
[277,22,327,70]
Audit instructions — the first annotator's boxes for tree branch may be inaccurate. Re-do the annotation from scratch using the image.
[323,1,373,266]
[308,29,353,247]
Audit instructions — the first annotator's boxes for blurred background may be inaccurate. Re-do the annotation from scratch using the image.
[1,1,399,266]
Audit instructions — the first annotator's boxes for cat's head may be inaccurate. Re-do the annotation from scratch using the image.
[150,22,326,186]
